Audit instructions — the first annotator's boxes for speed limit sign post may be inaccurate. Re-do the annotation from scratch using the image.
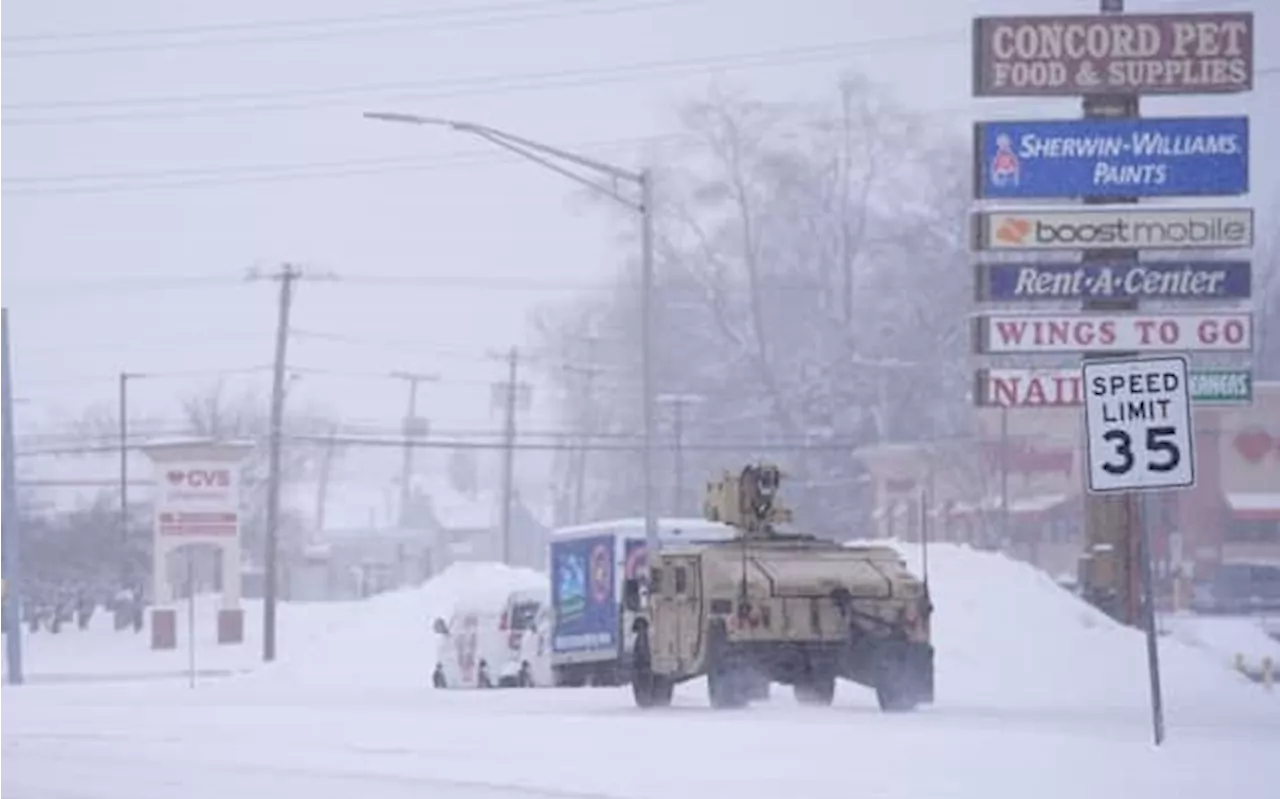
[1083,356,1196,494]
[1082,354,1197,749]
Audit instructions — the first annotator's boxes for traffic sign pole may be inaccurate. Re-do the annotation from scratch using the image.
[1084,355,1193,748]
[1137,490,1166,746]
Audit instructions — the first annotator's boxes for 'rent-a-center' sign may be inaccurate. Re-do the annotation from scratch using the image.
[973,12,1253,96]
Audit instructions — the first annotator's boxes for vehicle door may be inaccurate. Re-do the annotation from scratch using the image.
[651,555,701,673]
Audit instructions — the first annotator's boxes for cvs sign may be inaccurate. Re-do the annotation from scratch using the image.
[167,468,231,488]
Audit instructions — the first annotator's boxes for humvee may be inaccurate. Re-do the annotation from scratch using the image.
[624,463,934,711]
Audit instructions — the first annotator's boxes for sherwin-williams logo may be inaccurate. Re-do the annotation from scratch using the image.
[979,209,1253,250]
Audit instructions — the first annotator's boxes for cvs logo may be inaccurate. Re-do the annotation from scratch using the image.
[167,468,231,488]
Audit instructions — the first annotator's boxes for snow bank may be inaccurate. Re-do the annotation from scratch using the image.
[851,540,1278,714]
[1162,613,1280,669]
[237,561,546,689]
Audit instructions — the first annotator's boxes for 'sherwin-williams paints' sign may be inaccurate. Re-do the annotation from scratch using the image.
[972,311,1253,354]
[974,116,1249,200]
[975,261,1251,301]
[971,12,1254,97]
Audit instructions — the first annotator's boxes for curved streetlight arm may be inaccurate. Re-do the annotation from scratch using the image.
[363,111,642,211]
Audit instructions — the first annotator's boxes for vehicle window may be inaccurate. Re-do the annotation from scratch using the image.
[674,567,688,595]
[509,601,540,630]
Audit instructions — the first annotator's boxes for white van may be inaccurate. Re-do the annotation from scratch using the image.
[432,586,552,689]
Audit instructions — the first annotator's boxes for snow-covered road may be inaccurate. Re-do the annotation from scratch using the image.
[6,677,1278,799]
[5,552,1279,798]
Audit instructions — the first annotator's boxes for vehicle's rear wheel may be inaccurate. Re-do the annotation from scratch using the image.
[874,654,920,712]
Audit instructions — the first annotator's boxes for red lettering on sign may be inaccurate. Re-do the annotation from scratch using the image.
[1192,316,1244,345]
[182,469,230,488]
[996,318,1121,348]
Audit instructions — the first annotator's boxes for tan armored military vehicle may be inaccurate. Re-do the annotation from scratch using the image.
[624,463,934,711]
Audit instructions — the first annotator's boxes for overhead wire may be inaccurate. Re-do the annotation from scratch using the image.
[16,364,274,387]
[0,0,695,57]
[0,33,966,126]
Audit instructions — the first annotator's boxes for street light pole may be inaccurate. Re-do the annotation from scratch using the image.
[363,111,659,561]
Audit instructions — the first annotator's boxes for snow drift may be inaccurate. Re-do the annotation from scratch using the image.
[860,540,1276,714]
[239,561,546,688]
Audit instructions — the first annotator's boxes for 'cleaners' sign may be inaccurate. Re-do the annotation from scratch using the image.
[973,312,1252,354]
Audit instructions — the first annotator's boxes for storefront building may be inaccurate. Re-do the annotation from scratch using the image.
[858,382,1280,582]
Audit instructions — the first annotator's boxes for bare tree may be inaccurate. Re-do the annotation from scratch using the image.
[530,76,976,533]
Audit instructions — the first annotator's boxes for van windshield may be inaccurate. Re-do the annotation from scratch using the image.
[510,601,540,630]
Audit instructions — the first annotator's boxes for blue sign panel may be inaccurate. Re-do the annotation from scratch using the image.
[978,261,1252,302]
[550,534,617,656]
[975,116,1249,200]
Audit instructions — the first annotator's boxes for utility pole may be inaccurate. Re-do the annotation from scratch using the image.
[498,347,520,565]
[1079,0,1142,627]
[999,404,1010,549]
[656,393,706,515]
[314,426,339,532]
[391,371,438,527]
[118,371,143,587]
[258,264,301,663]
[2,307,24,684]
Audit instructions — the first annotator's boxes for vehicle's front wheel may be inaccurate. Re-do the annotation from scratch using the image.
[631,633,673,708]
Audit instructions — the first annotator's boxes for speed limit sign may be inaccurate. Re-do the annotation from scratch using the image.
[1083,356,1196,493]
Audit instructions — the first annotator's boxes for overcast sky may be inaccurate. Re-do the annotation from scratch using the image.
[4,0,1275,444]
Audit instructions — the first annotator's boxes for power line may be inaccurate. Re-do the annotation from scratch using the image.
[0,0,692,58]
[0,133,681,196]
[0,34,962,126]
[290,330,635,376]
[16,365,273,387]
[7,71,1278,194]
[6,5,1273,121]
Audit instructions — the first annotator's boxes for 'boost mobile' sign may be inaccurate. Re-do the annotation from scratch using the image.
[975,261,1251,301]
[972,208,1253,251]
[972,12,1253,97]
[975,116,1249,200]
